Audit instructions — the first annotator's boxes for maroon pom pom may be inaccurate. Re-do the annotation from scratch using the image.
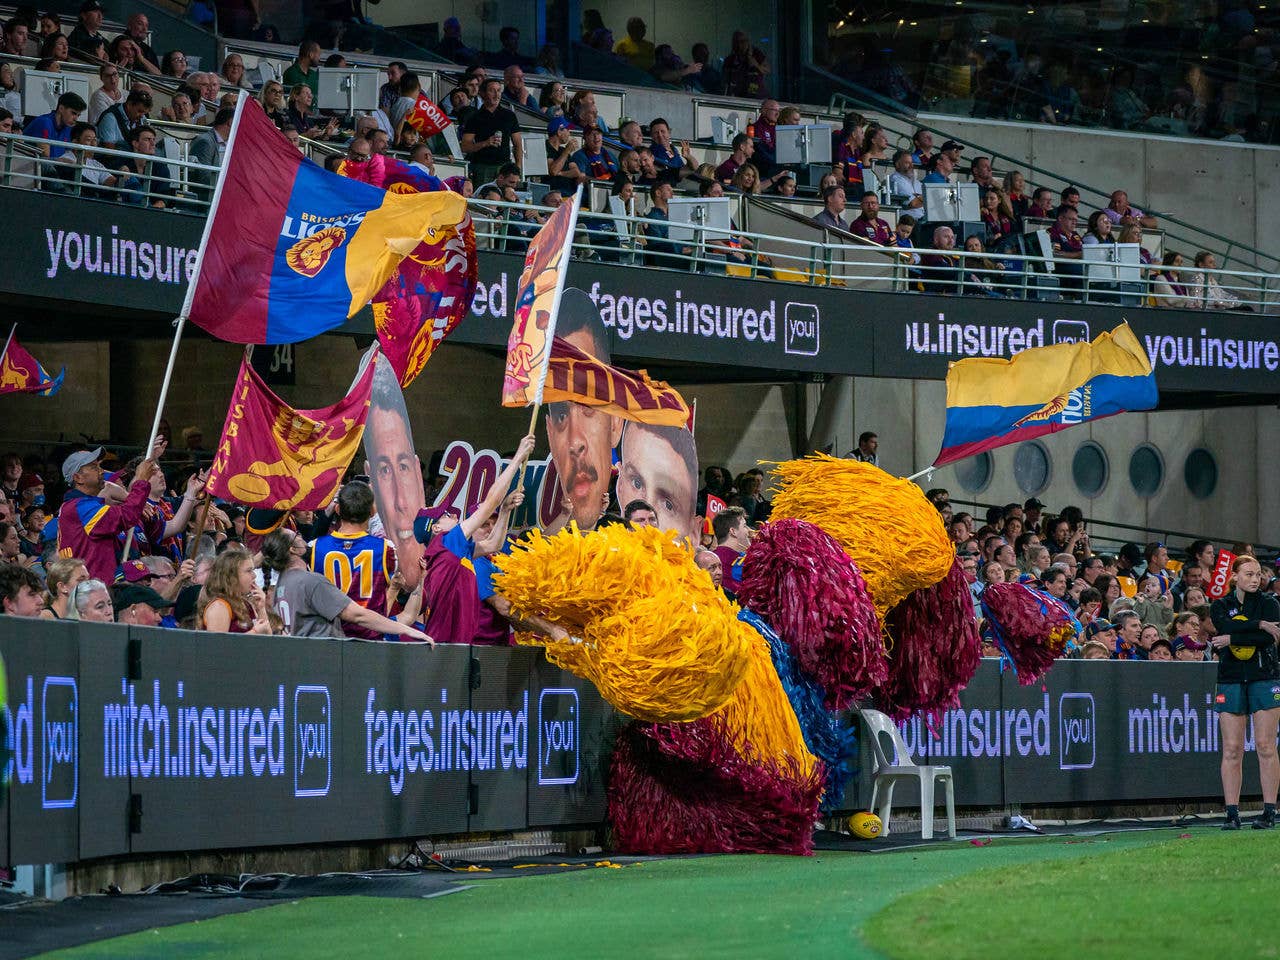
[608,719,824,856]
[737,518,886,709]
[980,582,1073,685]
[881,559,982,722]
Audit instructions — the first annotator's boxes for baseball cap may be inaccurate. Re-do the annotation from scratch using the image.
[547,116,569,135]
[1024,497,1045,509]
[19,472,43,491]
[62,447,103,483]
[117,559,154,583]
[112,584,174,613]
[413,505,457,544]
[1084,619,1115,639]
[173,583,202,625]
[941,139,964,152]
[80,0,103,11]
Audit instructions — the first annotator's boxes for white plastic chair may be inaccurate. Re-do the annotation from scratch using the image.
[861,708,956,840]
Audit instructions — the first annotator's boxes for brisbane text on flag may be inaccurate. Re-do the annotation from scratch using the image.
[541,337,691,427]
[206,352,377,511]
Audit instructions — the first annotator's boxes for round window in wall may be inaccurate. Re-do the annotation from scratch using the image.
[1013,441,1051,495]
[1184,448,1218,500]
[1128,444,1165,498]
[1072,441,1108,498]
[954,451,993,493]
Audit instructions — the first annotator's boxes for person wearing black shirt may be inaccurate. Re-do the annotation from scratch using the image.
[460,78,522,187]
[1210,555,1280,829]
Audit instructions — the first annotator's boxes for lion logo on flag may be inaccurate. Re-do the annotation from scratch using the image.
[286,226,347,278]
[1012,393,1069,428]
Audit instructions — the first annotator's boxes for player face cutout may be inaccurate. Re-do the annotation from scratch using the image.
[618,426,699,546]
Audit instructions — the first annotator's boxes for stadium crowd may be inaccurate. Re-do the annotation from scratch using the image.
[0,428,1268,665]
[0,5,1248,308]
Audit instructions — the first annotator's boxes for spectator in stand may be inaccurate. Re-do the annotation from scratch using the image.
[458,77,522,185]
[97,88,152,150]
[712,505,750,595]
[544,116,584,192]
[114,583,174,628]
[982,561,1006,586]
[569,125,616,181]
[535,44,564,78]
[2,18,28,57]
[221,53,250,90]
[1104,190,1157,229]
[919,226,961,293]
[283,40,322,99]
[486,26,530,70]
[643,181,691,267]
[502,65,538,112]
[811,184,848,231]
[539,80,568,118]
[1048,204,1084,297]
[650,43,703,89]
[859,123,891,169]
[715,132,754,183]
[56,444,159,584]
[1041,62,1082,124]
[849,191,892,244]
[730,163,761,194]
[980,188,1015,246]
[910,128,934,166]
[287,84,338,139]
[888,149,924,220]
[614,17,655,70]
[190,105,234,196]
[23,90,83,158]
[438,17,476,64]
[623,500,658,527]
[1118,223,1153,267]
[1003,171,1029,218]
[62,123,118,197]
[263,527,430,640]
[969,155,996,197]
[1134,572,1176,629]
[379,61,406,113]
[648,117,692,182]
[106,35,138,72]
[753,101,781,168]
[695,549,724,588]
[1145,541,1173,591]
[68,579,113,622]
[962,236,1006,295]
[1113,610,1145,659]
[1026,187,1054,219]
[1148,636,1174,661]
[88,63,125,124]
[723,30,770,97]
[0,564,43,617]
[259,81,288,128]
[115,125,173,208]
[923,151,954,185]
[613,149,641,188]
[1152,251,1195,308]
[616,120,644,150]
[123,13,159,74]
[1189,251,1249,311]
[310,481,399,639]
[1077,587,1103,625]
[1109,66,1151,130]
[41,557,88,620]
[1082,211,1116,247]
[848,431,879,464]
[0,64,18,118]
[66,0,103,55]
[692,42,722,94]
[161,50,190,79]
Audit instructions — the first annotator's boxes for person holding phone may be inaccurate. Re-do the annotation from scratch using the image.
[1210,554,1280,829]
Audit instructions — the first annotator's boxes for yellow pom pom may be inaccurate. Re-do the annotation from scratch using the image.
[766,454,955,618]
[494,525,755,723]
[849,811,883,839]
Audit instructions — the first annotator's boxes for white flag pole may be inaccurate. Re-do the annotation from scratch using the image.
[123,91,251,563]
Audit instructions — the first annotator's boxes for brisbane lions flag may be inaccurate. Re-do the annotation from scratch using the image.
[0,334,63,396]
[182,98,467,345]
[206,351,376,511]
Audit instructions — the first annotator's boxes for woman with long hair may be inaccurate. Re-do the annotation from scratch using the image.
[1093,573,1121,620]
[259,80,287,128]
[1210,555,1280,829]
[42,557,88,620]
[198,546,272,634]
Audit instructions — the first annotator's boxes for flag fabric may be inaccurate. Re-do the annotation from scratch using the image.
[183,98,468,345]
[531,336,691,427]
[503,192,581,407]
[206,351,376,511]
[934,322,1156,467]
[338,155,477,388]
[0,337,64,396]
[405,94,451,138]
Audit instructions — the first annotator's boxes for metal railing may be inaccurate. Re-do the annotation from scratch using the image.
[4,127,1278,310]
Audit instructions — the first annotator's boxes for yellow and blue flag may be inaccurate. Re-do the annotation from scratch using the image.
[183,98,467,345]
[934,322,1156,466]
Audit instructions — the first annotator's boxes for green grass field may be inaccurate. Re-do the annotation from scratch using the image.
[36,828,1279,960]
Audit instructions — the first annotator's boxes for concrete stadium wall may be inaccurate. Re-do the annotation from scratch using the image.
[6,338,1274,545]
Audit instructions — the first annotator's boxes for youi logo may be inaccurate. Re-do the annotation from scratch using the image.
[293,685,331,798]
[537,689,579,786]
[42,676,78,809]
[783,303,820,356]
[1058,693,1096,771]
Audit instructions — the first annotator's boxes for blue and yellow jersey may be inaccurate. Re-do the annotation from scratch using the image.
[311,530,397,639]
